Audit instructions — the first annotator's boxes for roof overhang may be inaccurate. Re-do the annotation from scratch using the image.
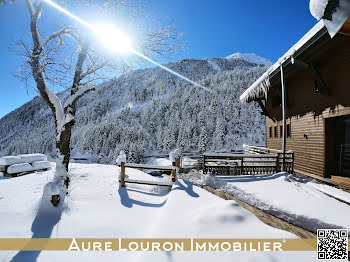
[240,6,350,103]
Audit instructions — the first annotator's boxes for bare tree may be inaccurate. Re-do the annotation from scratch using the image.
[5,0,182,206]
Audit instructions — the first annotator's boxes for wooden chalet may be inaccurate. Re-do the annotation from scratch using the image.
[240,14,350,181]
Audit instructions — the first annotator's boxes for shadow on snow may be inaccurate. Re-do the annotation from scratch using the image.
[10,195,64,262]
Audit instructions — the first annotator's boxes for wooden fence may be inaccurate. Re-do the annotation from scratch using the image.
[118,157,180,187]
[203,151,294,175]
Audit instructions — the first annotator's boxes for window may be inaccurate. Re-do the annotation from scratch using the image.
[287,124,291,138]
[269,126,272,138]
[274,126,278,138]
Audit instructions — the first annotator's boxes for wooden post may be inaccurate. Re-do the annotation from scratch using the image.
[120,161,126,187]
[291,152,294,173]
[172,159,178,182]
[175,156,180,168]
[203,155,206,173]
[276,153,280,173]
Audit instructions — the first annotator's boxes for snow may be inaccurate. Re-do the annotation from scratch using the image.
[0,163,316,261]
[125,163,175,170]
[123,177,173,186]
[0,166,4,172]
[146,157,172,166]
[310,0,329,20]
[32,160,51,170]
[7,163,33,174]
[306,180,350,203]
[0,154,48,167]
[322,0,350,37]
[0,156,22,166]
[169,148,181,162]
[226,53,273,66]
[183,171,350,233]
[181,156,199,167]
[116,150,126,165]
[121,164,174,185]
[207,59,221,71]
[18,153,47,163]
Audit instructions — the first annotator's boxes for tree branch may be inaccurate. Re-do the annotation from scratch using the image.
[63,85,96,111]
[80,61,109,80]
[41,26,75,49]
[24,0,64,126]
[71,40,90,90]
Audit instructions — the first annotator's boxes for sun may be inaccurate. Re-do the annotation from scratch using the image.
[93,23,132,54]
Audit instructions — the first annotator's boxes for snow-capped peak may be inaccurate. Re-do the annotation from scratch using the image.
[226,52,273,66]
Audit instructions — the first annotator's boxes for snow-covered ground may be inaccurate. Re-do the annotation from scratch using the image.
[182,171,350,233]
[0,163,320,261]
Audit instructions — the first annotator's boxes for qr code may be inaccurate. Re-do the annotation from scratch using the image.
[317,229,348,260]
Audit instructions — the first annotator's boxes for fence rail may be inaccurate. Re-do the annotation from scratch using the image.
[203,151,294,175]
[118,157,180,187]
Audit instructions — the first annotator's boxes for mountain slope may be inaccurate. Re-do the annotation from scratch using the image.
[226,52,273,66]
[0,55,267,163]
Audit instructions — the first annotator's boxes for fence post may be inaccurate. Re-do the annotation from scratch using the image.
[120,161,126,187]
[175,156,181,168]
[276,153,280,173]
[172,159,178,182]
[291,152,294,173]
[203,154,206,174]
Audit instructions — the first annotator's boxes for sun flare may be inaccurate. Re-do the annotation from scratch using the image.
[93,23,132,54]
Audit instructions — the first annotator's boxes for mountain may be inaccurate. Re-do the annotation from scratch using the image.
[226,52,273,66]
[0,55,268,163]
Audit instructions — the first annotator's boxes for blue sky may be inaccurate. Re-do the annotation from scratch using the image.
[0,0,317,118]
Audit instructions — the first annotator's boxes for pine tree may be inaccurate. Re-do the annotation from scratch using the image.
[198,127,208,153]
[213,118,225,150]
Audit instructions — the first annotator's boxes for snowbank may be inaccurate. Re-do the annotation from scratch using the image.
[0,156,22,166]
[183,171,350,233]
[0,154,50,175]
[31,161,51,170]
[18,154,47,163]
[0,154,47,166]
[7,163,33,174]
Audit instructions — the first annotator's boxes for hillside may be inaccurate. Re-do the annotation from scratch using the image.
[0,54,269,163]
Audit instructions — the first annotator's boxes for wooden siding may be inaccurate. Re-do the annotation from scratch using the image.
[266,33,350,120]
[263,32,350,178]
[266,106,350,177]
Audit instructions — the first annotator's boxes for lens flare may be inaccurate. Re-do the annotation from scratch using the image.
[42,0,212,93]
[94,23,132,54]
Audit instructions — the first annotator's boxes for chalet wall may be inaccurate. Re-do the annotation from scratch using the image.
[266,106,350,177]
[263,33,350,178]
[265,34,350,120]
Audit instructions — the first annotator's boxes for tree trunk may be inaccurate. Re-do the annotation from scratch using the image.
[51,116,75,206]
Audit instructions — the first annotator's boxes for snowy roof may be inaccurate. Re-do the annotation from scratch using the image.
[240,20,327,103]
